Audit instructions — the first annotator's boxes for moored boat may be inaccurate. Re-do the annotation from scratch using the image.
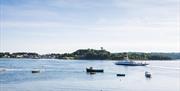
[31,70,40,73]
[116,74,125,76]
[145,71,151,78]
[86,67,104,73]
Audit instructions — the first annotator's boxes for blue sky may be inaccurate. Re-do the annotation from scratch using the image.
[0,0,179,53]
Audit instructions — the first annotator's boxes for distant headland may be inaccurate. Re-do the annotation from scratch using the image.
[0,48,180,60]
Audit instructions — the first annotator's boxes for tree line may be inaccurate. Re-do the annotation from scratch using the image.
[0,49,180,60]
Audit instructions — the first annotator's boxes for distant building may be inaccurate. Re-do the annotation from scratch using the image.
[16,55,24,58]
[100,47,104,50]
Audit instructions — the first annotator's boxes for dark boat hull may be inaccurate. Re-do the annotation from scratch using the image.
[86,68,104,72]
[145,73,151,78]
[117,74,125,76]
[115,63,149,66]
[32,70,40,73]
[145,74,151,78]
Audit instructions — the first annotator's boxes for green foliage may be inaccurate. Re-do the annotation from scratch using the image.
[1,49,179,60]
[73,49,110,60]
[110,53,124,60]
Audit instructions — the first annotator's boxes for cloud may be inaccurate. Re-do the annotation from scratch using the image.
[0,0,179,53]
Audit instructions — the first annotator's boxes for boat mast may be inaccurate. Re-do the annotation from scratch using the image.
[124,53,129,60]
[124,53,132,62]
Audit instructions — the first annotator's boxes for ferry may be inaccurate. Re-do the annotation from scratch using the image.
[115,53,149,66]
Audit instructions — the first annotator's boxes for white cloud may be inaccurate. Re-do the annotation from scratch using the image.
[0,0,179,53]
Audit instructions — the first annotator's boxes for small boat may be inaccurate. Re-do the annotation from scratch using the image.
[145,71,151,78]
[115,53,149,66]
[116,74,125,76]
[32,70,40,73]
[86,67,104,73]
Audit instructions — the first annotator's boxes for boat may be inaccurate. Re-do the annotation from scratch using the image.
[116,74,125,76]
[86,67,104,73]
[115,53,149,66]
[145,71,151,78]
[31,70,40,73]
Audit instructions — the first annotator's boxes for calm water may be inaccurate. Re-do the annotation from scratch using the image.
[0,58,179,91]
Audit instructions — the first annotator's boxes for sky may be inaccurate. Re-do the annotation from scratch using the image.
[0,0,179,54]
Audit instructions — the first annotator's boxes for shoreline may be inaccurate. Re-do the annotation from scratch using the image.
[1,49,180,60]
[0,58,180,61]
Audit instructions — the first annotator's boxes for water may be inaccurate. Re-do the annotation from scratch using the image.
[0,58,179,91]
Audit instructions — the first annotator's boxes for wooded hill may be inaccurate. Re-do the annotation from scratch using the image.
[1,49,180,60]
